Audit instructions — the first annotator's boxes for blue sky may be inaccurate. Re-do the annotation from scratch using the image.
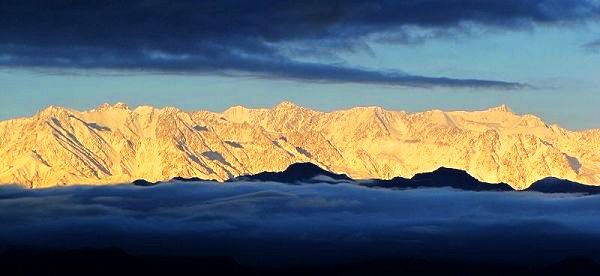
[1,1,600,129]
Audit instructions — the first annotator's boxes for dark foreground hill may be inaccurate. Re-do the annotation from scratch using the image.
[363,167,514,191]
[133,162,600,194]
[229,162,353,184]
[231,163,514,191]
[525,177,600,194]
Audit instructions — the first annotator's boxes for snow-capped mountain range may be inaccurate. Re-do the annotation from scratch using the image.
[0,101,598,189]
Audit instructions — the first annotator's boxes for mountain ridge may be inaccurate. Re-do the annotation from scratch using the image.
[0,101,598,189]
[239,163,598,193]
[230,162,353,184]
[138,162,596,194]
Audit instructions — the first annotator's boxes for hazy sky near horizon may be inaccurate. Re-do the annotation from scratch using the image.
[1,1,600,129]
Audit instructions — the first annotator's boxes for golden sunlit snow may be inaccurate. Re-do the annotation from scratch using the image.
[0,101,598,189]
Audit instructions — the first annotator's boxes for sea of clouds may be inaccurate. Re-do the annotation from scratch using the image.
[1,182,600,266]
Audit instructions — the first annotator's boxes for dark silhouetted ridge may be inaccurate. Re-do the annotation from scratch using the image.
[172,176,217,182]
[132,176,216,186]
[132,179,160,187]
[230,162,352,184]
[131,163,600,194]
[363,167,514,191]
[526,177,600,194]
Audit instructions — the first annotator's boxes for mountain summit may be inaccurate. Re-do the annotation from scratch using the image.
[231,162,352,184]
[488,104,513,113]
[0,102,598,189]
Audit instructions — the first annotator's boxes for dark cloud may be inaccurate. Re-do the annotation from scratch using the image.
[584,38,600,52]
[8,1,598,89]
[2,182,600,266]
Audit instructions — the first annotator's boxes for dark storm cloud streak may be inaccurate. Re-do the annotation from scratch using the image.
[2,1,598,44]
[1,1,599,88]
[0,52,524,89]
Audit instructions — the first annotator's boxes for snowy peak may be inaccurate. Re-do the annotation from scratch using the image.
[114,102,130,110]
[94,102,130,111]
[487,104,513,113]
[0,102,599,189]
[274,100,302,111]
[37,105,72,118]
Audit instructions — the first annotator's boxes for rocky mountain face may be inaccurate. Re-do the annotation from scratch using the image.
[0,101,598,189]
